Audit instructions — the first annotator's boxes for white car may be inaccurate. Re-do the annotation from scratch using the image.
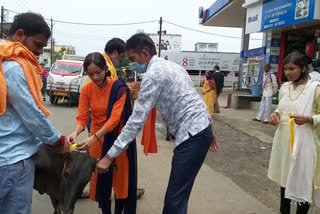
[47,60,88,104]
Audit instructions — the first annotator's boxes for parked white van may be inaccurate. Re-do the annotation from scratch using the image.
[47,60,87,104]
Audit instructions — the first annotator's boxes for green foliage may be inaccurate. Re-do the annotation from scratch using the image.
[118,55,129,68]
[53,47,67,62]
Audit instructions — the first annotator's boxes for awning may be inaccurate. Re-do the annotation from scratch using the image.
[201,0,246,28]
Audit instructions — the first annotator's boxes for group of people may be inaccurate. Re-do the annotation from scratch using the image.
[1,9,320,214]
[202,65,224,116]
[0,12,217,214]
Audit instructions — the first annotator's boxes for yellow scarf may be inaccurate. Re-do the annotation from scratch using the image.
[102,53,118,80]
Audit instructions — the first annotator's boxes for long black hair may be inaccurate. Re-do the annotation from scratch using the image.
[83,52,111,77]
[283,52,309,82]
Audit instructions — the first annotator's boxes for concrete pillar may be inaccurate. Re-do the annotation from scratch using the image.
[239,27,250,90]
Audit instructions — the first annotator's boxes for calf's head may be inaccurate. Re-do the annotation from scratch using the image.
[56,151,97,214]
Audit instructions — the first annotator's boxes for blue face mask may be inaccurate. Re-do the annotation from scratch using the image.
[129,62,148,73]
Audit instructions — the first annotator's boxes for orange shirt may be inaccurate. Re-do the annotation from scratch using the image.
[76,79,126,135]
[76,78,129,200]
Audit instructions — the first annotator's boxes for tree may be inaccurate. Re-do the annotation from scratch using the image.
[53,47,67,62]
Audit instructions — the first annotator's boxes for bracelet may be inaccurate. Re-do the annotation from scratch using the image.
[59,135,66,145]
[94,133,102,143]
[51,135,65,147]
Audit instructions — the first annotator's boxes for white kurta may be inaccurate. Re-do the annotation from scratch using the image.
[268,82,320,199]
[262,72,277,97]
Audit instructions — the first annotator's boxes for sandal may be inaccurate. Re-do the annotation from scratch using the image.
[137,188,145,200]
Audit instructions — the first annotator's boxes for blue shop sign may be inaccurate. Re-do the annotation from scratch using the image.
[261,0,315,31]
[241,47,266,58]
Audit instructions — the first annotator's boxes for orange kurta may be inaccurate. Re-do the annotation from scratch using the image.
[76,79,129,200]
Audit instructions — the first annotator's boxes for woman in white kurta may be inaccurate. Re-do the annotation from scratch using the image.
[268,52,320,214]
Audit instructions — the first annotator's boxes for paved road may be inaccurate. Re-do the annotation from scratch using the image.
[31,98,276,214]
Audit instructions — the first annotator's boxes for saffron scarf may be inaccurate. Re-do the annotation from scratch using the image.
[0,41,50,116]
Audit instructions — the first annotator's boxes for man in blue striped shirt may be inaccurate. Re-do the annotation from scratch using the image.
[0,13,67,214]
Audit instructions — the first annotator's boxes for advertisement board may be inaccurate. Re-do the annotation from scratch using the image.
[261,0,316,31]
[245,1,263,34]
[149,34,182,52]
[162,51,240,71]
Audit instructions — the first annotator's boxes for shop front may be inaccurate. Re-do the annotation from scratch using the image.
[245,0,320,82]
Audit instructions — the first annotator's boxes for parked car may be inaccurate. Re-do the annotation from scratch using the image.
[47,60,87,104]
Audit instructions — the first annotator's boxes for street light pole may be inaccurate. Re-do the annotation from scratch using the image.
[1,6,4,39]
[50,18,53,67]
[158,17,162,57]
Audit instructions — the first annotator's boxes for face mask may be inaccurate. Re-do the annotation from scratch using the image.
[129,62,148,73]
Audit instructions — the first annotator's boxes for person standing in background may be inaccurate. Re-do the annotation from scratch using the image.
[309,59,320,82]
[39,63,49,101]
[202,72,217,116]
[102,38,126,80]
[252,64,278,124]
[212,65,224,113]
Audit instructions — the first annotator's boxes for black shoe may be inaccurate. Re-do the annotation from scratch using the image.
[262,121,269,124]
[252,118,260,122]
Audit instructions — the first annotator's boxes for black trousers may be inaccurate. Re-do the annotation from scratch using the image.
[162,125,212,214]
[280,187,310,214]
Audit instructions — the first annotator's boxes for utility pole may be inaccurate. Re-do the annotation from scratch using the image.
[50,18,53,67]
[1,6,4,39]
[158,17,162,57]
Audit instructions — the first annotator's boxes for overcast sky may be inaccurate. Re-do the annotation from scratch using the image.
[3,0,262,56]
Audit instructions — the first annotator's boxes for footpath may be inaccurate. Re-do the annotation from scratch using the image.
[212,88,277,144]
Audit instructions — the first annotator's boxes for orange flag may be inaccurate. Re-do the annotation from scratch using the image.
[141,108,158,155]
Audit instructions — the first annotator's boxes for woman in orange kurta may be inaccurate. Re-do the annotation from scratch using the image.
[67,52,136,214]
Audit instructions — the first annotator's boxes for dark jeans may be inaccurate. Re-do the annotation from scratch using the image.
[280,187,310,214]
[162,125,212,214]
[41,79,47,97]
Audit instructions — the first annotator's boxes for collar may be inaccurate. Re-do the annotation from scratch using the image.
[145,55,158,73]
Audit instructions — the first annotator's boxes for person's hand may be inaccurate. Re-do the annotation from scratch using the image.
[290,115,312,125]
[269,112,280,126]
[129,88,139,100]
[127,82,141,101]
[209,135,217,152]
[67,131,78,146]
[95,155,113,174]
[76,135,96,151]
